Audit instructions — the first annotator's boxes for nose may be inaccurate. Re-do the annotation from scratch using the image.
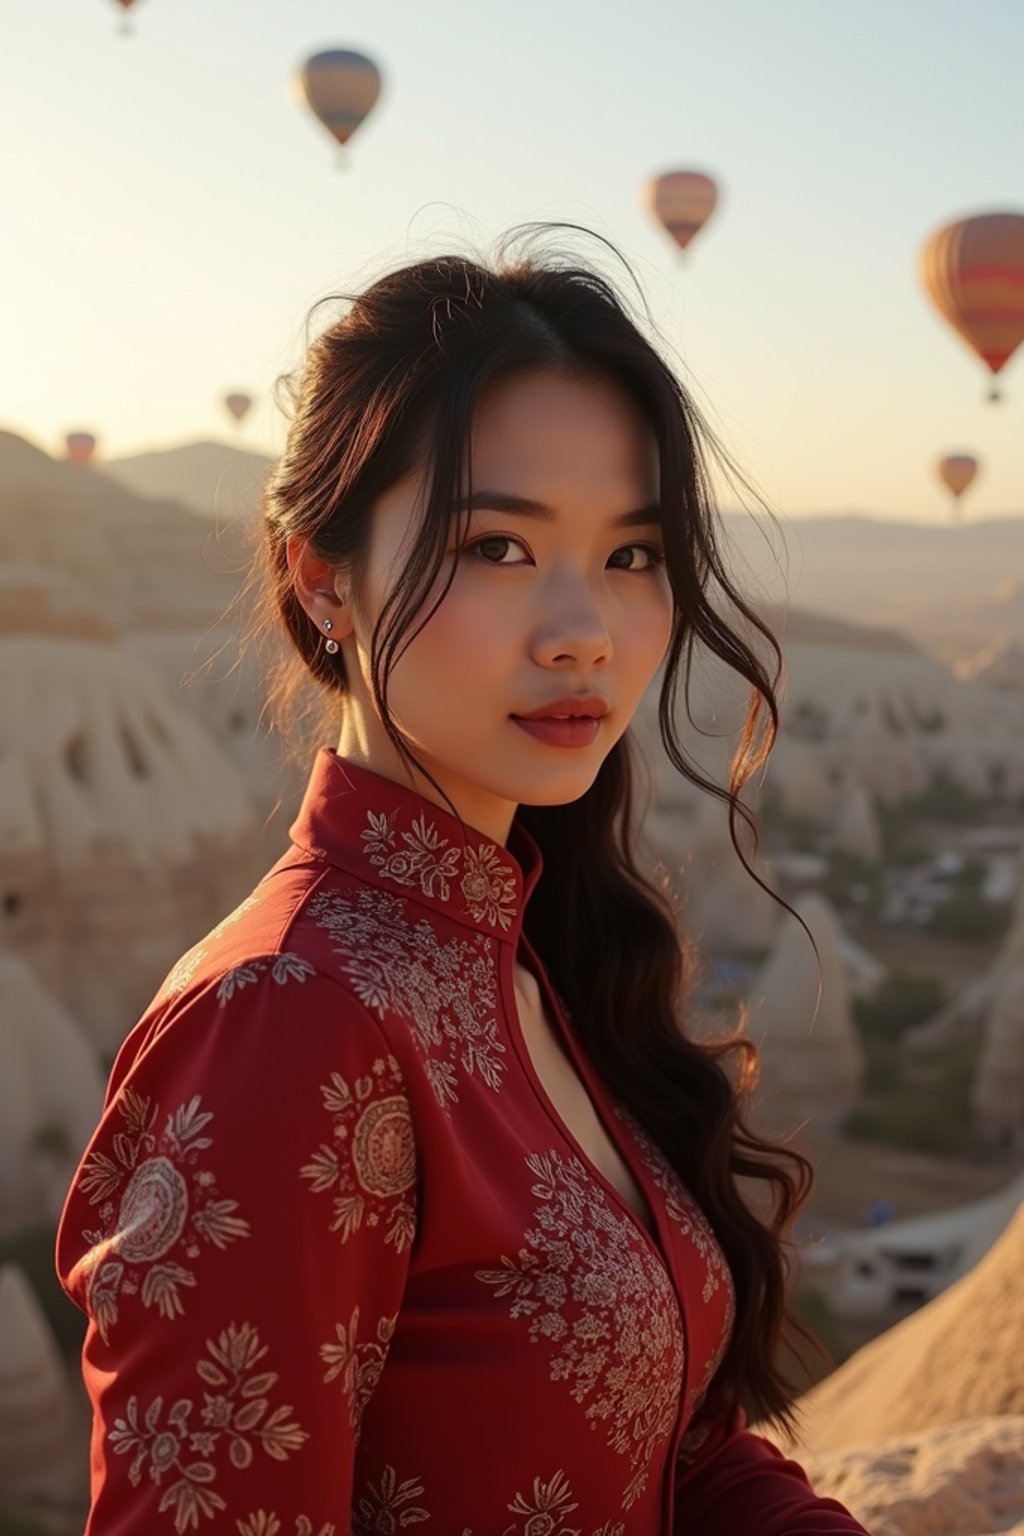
[531,567,612,666]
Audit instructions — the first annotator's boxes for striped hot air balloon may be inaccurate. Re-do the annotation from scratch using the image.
[920,212,1024,400]
[66,432,97,467]
[294,49,382,157]
[643,170,719,255]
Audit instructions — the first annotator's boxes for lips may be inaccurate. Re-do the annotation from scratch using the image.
[511,697,609,721]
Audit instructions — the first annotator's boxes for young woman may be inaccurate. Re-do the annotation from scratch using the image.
[56,225,871,1534]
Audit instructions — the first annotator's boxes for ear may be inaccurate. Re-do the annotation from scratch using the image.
[286,534,355,641]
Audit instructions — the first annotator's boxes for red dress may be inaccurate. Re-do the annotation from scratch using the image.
[56,747,869,1535]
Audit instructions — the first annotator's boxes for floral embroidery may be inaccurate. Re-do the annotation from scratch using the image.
[459,841,518,932]
[299,1054,417,1251]
[612,1107,736,1422]
[107,1321,307,1532]
[360,806,518,933]
[498,1468,627,1534]
[215,952,318,1004]
[307,883,506,1110]
[76,1089,250,1343]
[159,896,262,998]
[474,1149,684,1510]
[320,1307,398,1435]
[612,1106,734,1309]
[353,1465,430,1532]
[236,1516,336,1536]
[676,1417,714,1467]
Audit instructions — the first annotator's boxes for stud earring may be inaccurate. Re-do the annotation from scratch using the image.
[322,618,339,655]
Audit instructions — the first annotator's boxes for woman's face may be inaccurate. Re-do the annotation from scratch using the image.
[302,368,674,846]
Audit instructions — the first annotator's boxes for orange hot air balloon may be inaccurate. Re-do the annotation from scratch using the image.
[920,211,1024,400]
[66,432,97,467]
[643,170,719,254]
[224,392,253,424]
[937,453,979,522]
[293,50,381,157]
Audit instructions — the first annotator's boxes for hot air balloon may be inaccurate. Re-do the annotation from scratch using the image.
[293,50,381,163]
[937,454,979,521]
[224,392,253,426]
[920,212,1024,401]
[643,170,719,257]
[66,432,97,467]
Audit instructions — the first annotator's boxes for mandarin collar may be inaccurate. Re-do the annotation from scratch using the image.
[288,747,544,945]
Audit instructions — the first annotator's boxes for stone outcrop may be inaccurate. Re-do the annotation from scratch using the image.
[778,1201,1024,1458]
[0,951,105,1238]
[800,1416,1024,1536]
[744,890,865,1132]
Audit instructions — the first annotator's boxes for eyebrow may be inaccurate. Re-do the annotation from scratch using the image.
[451,490,662,527]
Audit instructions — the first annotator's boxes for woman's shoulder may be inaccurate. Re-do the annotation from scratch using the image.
[109,859,406,1100]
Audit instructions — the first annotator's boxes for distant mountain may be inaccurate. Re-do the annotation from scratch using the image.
[104,439,275,522]
[722,511,1024,658]
[0,430,242,632]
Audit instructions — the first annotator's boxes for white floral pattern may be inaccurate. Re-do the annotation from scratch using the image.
[320,1307,398,1437]
[353,1465,431,1532]
[474,1148,684,1510]
[236,1516,335,1536]
[159,896,262,998]
[356,1464,627,1535]
[612,1107,736,1423]
[107,1321,307,1532]
[215,952,319,1004]
[612,1106,734,1310]
[307,883,506,1111]
[76,1088,250,1343]
[360,806,519,933]
[299,1053,417,1251]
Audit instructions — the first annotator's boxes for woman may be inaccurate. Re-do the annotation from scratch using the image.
[56,224,870,1534]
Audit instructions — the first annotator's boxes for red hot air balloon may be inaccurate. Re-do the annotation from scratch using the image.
[920,211,1024,400]
[66,432,97,467]
[643,170,719,256]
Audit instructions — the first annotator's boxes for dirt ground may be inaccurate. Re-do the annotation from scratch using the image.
[791,1123,1023,1233]
[854,917,1006,997]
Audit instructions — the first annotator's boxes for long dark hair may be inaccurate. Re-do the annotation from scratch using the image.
[230,222,825,1442]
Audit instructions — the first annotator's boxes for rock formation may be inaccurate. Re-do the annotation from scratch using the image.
[778,1200,1024,1458]
[744,890,865,1133]
[0,567,266,1053]
[0,951,105,1238]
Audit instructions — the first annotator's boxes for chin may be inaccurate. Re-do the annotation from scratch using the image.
[514,768,602,807]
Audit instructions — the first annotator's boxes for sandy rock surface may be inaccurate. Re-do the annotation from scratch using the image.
[778,1202,1024,1456]
[801,1416,1024,1536]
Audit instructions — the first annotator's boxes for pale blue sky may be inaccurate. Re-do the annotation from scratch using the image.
[3,0,1022,520]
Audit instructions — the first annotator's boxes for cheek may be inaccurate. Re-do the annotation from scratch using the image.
[623,582,674,659]
[395,584,510,681]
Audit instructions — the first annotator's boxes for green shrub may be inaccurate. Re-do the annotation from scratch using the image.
[854,973,948,1041]
[927,890,1013,942]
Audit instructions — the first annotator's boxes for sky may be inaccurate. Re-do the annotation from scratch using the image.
[3,0,1023,522]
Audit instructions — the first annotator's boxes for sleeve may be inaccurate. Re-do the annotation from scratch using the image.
[673,1400,873,1535]
[54,956,419,1535]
